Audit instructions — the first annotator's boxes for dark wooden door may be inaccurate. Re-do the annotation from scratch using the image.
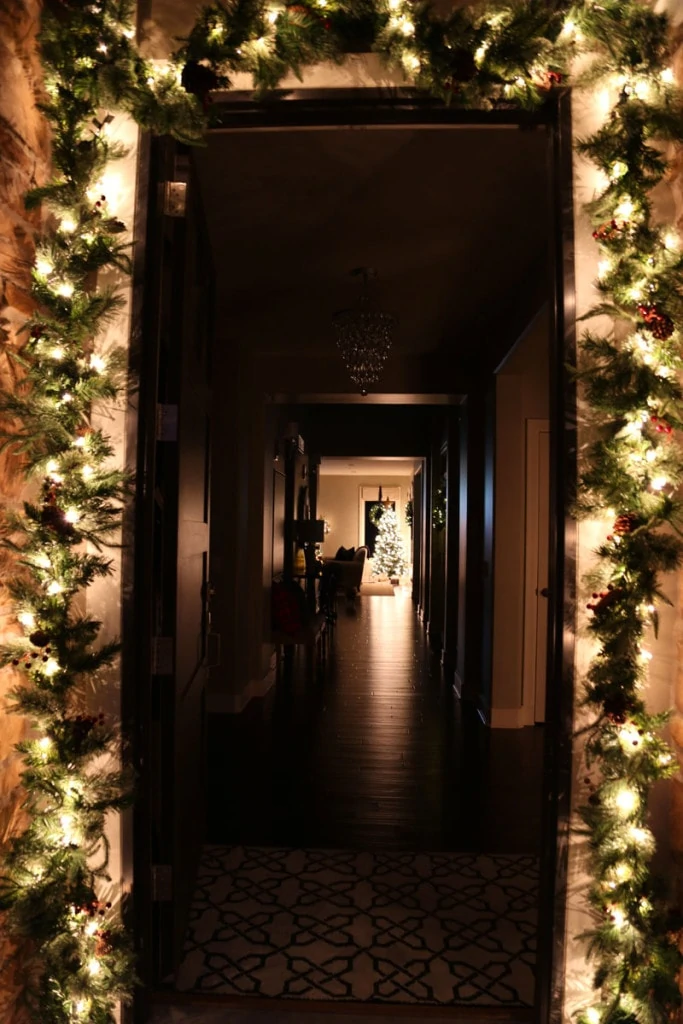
[136,137,214,992]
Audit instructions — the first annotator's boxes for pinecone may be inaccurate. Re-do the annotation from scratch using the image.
[613,513,639,535]
[637,303,675,340]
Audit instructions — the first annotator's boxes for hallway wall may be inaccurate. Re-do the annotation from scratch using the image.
[491,306,549,725]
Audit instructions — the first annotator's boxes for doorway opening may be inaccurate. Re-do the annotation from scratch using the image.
[132,96,576,1024]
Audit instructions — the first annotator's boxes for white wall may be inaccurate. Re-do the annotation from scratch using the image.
[318,474,412,576]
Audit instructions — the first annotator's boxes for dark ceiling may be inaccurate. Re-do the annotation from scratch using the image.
[192,124,551,375]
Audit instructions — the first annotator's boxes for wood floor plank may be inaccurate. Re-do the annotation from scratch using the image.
[207,593,544,854]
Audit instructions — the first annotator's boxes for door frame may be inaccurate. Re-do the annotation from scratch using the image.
[125,91,577,1024]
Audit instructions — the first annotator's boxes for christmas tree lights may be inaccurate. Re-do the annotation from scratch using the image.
[371,505,407,579]
[1,0,682,1021]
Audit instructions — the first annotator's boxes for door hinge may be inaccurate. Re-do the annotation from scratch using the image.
[156,403,178,441]
[160,180,187,217]
[151,636,174,676]
[151,864,173,901]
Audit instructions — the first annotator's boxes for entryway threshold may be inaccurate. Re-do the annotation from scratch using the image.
[150,989,533,1022]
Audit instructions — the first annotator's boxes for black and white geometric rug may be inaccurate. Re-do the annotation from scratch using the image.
[176,846,538,1007]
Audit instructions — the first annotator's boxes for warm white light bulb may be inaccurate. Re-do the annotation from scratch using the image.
[64,507,80,524]
[97,42,108,53]
[618,725,641,750]
[633,79,652,101]
[400,18,414,35]
[659,752,673,765]
[73,436,87,448]
[597,260,611,280]
[47,581,63,596]
[60,216,77,233]
[614,862,632,882]
[122,26,135,38]
[51,346,66,360]
[614,786,638,815]
[36,257,54,277]
[85,919,99,936]
[82,464,94,480]
[266,8,278,23]
[37,736,52,753]
[43,658,60,677]
[56,282,74,298]
[89,353,106,373]
[18,611,36,629]
[650,475,667,491]
[664,229,679,251]
[585,1008,601,1024]
[615,198,635,220]
[630,826,650,845]
[611,907,626,929]
[87,958,101,976]
[661,67,675,84]
[610,161,628,180]
[61,392,73,403]
[35,553,51,569]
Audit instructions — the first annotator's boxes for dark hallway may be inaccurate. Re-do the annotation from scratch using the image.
[206,591,544,854]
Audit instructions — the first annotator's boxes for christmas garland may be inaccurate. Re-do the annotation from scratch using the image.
[0,0,681,1022]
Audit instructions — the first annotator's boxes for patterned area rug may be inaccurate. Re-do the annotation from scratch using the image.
[177,846,538,1007]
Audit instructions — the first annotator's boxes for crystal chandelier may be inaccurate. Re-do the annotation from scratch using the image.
[332,267,395,396]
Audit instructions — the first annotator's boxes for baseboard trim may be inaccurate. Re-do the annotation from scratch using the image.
[207,652,277,713]
[490,705,527,729]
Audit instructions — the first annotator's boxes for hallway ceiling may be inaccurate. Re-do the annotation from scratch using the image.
[193,125,550,374]
[319,456,420,476]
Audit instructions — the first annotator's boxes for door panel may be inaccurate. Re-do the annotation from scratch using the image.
[140,138,214,985]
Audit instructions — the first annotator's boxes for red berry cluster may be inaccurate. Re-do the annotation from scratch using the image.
[71,712,105,749]
[638,303,675,340]
[592,219,621,242]
[587,585,622,613]
[650,414,673,435]
[72,898,112,918]
[12,640,53,668]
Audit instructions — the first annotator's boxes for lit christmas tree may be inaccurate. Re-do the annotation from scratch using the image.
[372,506,407,580]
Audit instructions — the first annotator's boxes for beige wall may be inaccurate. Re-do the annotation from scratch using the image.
[490,306,549,721]
[318,474,412,574]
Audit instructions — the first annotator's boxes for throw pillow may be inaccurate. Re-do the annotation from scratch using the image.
[335,546,354,561]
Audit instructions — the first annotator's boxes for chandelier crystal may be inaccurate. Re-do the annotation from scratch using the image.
[332,267,395,396]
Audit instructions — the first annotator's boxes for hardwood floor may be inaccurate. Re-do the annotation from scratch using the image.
[207,591,544,854]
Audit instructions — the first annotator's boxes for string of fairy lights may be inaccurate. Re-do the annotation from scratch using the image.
[0,0,681,1020]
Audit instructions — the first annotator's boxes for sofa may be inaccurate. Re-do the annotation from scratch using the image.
[322,546,369,600]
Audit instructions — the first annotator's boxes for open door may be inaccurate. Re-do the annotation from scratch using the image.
[136,137,214,990]
[523,419,550,724]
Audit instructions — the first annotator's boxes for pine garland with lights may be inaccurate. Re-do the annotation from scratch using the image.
[2,0,683,1021]
[0,0,205,1020]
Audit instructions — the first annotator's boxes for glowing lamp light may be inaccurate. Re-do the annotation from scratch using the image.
[56,281,75,298]
[614,786,639,816]
[60,216,77,233]
[650,476,668,491]
[43,658,61,677]
[47,581,63,596]
[18,611,36,629]
[64,507,80,524]
[35,257,54,277]
[89,353,106,373]
[87,958,101,976]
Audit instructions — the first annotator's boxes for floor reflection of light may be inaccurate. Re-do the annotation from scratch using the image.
[367,592,415,754]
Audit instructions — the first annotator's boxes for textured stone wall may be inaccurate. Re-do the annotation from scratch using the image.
[0,1,49,1020]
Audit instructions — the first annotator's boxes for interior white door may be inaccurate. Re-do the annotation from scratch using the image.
[522,419,550,724]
